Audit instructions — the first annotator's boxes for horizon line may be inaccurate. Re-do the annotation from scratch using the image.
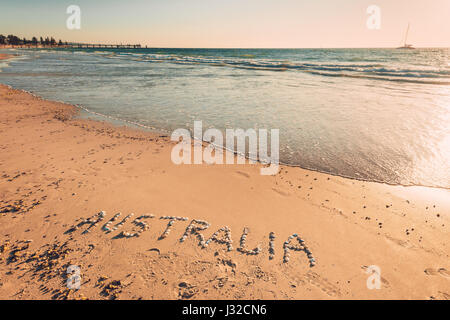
[2,34,449,49]
[3,44,449,50]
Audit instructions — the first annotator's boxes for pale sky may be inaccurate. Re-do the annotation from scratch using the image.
[1,0,449,48]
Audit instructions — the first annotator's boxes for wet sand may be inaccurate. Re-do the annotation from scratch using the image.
[0,78,449,299]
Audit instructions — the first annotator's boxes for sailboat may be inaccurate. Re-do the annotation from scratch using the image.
[397,23,415,49]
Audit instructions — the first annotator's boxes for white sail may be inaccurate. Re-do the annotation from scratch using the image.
[397,23,415,49]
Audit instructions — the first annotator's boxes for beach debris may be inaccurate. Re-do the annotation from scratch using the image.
[0,240,11,255]
[237,227,261,255]
[203,226,234,252]
[283,233,316,267]
[74,293,88,301]
[159,216,189,240]
[180,219,210,245]
[51,288,75,300]
[8,243,30,263]
[33,242,72,273]
[118,214,155,238]
[0,198,42,215]
[178,281,198,299]
[0,240,30,263]
[100,280,122,300]
[96,275,110,287]
[268,232,276,260]
[0,203,20,214]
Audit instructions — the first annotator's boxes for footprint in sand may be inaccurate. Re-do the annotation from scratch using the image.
[424,268,439,276]
[425,268,450,278]
[439,268,450,278]
[178,281,198,299]
[304,271,341,297]
[271,188,290,197]
[235,171,250,178]
[384,234,412,248]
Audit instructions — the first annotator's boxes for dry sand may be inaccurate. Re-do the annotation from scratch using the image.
[0,69,449,300]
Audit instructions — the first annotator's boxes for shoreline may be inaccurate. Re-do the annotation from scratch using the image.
[0,58,449,299]
[74,101,450,191]
[5,84,450,191]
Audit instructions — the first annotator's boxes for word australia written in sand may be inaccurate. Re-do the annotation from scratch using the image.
[65,211,316,267]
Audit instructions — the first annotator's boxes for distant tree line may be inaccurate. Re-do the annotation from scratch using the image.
[0,34,68,46]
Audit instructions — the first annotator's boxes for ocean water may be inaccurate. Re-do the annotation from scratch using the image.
[0,47,449,188]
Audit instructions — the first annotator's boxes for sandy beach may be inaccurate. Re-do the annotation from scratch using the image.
[0,55,449,300]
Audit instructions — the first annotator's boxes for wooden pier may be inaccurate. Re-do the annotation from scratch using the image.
[69,43,142,49]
